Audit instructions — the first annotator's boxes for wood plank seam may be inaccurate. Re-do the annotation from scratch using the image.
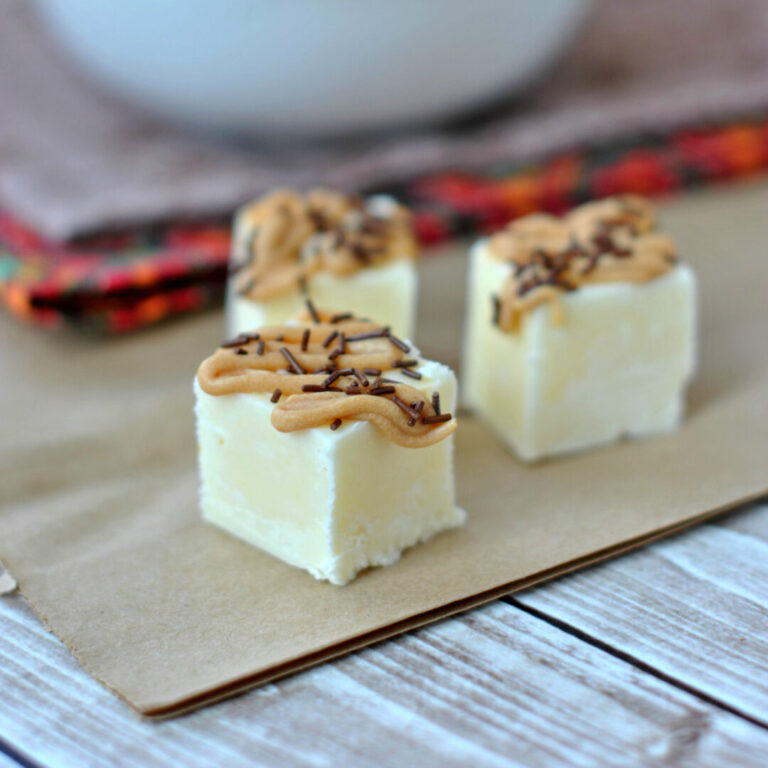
[0,737,42,768]
[504,596,768,731]
[511,508,768,722]
[4,592,768,767]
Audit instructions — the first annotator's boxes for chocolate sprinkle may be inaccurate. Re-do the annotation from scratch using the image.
[322,371,342,387]
[270,388,282,403]
[345,329,389,342]
[518,276,545,297]
[491,294,501,326]
[432,392,441,415]
[280,346,306,375]
[322,367,353,388]
[506,222,638,306]
[234,347,248,356]
[408,400,425,424]
[392,359,418,368]
[352,369,369,388]
[369,385,396,396]
[301,328,310,352]
[221,332,259,348]
[422,413,452,425]
[350,241,373,263]
[581,252,601,275]
[593,230,631,258]
[400,368,422,380]
[305,299,321,323]
[387,334,410,353]
[392,395,420,421]
[363,368,381,376]
[331,312,353,323]
[322,330,339,348]
[308,209,328,231]
[330,418,342,431]
[328,331,346,361]
[256,340,265,355]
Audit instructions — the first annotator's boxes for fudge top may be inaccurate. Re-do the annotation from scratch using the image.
[197,303,455,448]
[231,189,418,302]
[487,195,678,333]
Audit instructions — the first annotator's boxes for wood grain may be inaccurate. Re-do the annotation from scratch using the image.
[514,502,768,725]
[2,590,768,768]
[716,500,768,543]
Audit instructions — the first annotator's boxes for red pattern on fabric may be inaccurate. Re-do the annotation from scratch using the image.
[2,117,767,332]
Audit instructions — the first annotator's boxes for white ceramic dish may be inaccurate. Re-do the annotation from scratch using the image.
[35,0,592,139]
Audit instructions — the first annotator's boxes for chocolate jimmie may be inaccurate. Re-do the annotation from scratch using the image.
[198,304,455,449]
[227,189,419,339]
[232,190,417,302]
[489,195,677,333]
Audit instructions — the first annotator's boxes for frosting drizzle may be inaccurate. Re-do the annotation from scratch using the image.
[488,196,677,333]
[231,189,417,302]
[197,308,455,448]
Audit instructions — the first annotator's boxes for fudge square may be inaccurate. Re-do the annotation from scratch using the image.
[463,196,697,462]
[195,307,463,585]
[227,188,418,340]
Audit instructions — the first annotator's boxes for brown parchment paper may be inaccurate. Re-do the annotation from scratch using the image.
[1,185,767,718]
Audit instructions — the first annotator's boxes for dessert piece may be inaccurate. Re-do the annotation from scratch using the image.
[463,196,697,461]
[195,305,463,585]
[227,189,418,339]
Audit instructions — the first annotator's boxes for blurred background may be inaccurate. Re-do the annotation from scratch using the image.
[2,0,768,332]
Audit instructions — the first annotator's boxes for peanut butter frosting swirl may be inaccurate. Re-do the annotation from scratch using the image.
[488,195,677,333]
[197,305,455,448]
[231,189,418,302]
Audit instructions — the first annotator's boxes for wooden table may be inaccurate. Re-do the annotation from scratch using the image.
[2,185,767,767]
[2,501,767,767]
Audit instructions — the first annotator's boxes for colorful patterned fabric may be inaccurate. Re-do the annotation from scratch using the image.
[2,116,768,332]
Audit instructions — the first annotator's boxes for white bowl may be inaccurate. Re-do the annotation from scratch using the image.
[35,0,591,139]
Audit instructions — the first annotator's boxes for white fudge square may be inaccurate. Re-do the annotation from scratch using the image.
[195,317,462,585]
[227,190,417,339]
[463,198,697,462]
[227,259,416,339]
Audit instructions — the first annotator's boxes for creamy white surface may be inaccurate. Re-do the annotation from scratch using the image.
[227,259,417,339]
[195,358,463,585]
[463,240,698,462]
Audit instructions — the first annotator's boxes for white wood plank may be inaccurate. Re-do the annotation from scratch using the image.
[2,593,768,768]
[716,499,768,542]
[0,566,16,596]
[515,502,768,724]
[0,749,24,768]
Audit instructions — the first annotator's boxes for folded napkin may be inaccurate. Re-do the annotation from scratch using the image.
[2,0,768,330]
